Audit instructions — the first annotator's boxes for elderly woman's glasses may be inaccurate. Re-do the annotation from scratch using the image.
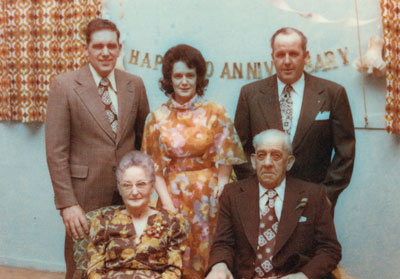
[120,180,152,192]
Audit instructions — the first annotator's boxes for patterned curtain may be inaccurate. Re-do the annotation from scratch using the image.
[0,0,102,122]
[381,0,400,134]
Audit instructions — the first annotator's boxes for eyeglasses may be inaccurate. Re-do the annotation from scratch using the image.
[120,180,152,192]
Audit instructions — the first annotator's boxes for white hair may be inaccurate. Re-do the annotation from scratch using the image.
[252,129,293,154]
[116,151,155,186]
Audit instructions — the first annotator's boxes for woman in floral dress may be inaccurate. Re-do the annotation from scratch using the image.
[142,44,246,279]
[86,151,188,279]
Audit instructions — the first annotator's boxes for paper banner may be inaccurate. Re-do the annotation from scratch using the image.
[267,0,378,26]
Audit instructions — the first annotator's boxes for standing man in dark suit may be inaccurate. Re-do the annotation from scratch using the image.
[45,18,149,279]
[234,27,355,207]
[206,129,341,279]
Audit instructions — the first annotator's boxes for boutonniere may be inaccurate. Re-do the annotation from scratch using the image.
[146,220,167,238]
[295,197,308,209]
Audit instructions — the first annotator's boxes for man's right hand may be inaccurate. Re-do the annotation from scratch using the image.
[60,205,89,239]
[205,262,234,279]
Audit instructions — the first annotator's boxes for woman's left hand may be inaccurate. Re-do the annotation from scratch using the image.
[214,184,225,199]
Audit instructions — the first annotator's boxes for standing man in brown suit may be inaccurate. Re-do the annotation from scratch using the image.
[45,18,149,278]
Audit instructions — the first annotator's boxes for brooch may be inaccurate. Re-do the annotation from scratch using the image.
[145,220,167,238]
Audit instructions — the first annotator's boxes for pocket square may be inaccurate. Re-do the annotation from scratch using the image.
[315,111,330,120]
[299,216,307,222]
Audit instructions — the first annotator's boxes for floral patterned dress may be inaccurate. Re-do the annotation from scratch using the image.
[86,207,188,279]
[142,95,246,278]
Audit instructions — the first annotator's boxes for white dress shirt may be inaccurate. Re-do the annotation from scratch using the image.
[259,178,286,221]
[277,75,305,142]
[89,64,119,115]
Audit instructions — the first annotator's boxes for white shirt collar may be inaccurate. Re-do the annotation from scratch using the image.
[259,178,286,201]
[89,64,117,92]
[277,73,305,97]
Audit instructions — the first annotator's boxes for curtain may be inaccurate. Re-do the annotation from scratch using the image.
[0,0,102,122]
[381,0,400,133]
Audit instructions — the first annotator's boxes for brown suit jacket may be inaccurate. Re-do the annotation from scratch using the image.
[234,73,355,206]
[207,176,341,279]
[45,64,149,212]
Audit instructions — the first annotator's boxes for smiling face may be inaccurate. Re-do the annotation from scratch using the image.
[85,29,121,78]
[171,61,197,104]
[251,132,295,189]
[119,166,153,212]
[272,32,309,85]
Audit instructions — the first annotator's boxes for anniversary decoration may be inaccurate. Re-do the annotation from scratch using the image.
[353,37,386,77]
[267,0,378,26]
[127,47,350,80]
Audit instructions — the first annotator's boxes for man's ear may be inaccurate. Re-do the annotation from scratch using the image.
[286,155,295,171]
[304,50,310,60]
[251,154,256,170]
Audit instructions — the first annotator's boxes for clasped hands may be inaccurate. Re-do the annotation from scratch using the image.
[205,263,234,279]
[205,263,308,279]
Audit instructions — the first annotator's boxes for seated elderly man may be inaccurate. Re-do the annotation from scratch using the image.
[206,129,341,279]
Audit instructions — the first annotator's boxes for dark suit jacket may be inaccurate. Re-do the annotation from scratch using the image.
[234,73,355,205]
[207,176,341,279]
[45,64,149,212]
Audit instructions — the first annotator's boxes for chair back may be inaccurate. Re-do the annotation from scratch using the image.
[72,205,124,278]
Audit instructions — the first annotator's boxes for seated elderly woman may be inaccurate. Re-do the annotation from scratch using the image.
[86,151,188,279]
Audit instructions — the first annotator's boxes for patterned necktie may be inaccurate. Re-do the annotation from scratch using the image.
[254,189,279,278]
[279,84,293,136]
[98,78,118,137]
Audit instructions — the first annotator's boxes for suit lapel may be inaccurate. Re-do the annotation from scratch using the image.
[74,65,115,142]
[256,76,283,130]
[236,177,260,253]
[292,73,325,150]
[115,70,136,145]
[273,178,306,255]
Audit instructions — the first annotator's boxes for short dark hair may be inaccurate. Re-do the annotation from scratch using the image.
[160,44,209,96]
[270,27,307,53]
[85,18,120,45]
